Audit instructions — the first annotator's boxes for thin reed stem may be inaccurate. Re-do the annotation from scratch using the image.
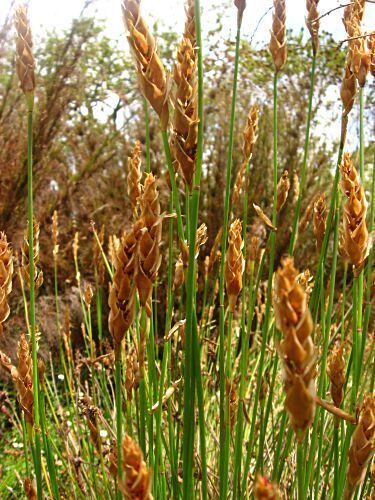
[115,343,123,499]
[182,0,205,496]
[289,54,317,254]
[27,101,43,500]
[218,19,242,497]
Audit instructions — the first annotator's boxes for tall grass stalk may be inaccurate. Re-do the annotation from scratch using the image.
[218,17,242,498]
[289,54,316,254]
[181,0,206,497]
[26,97,43,500]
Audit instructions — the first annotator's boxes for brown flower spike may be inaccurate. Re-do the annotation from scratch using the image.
[171,35,198,190]
[274,257,315,439]
[327,342,346,408]
[345,395,375,498]
[21,219,43,290]
[306,0,320,55]
[122,0,169,130]
[225,219,244,313]
[269,0,287,73]
[276,170,290,212]
[108,230,137,345]
[0,233,13,337]
[15,6,35,96]
[313,194,327,252]
[119,434,152,499]
[127,140,142,212]
[254,474,280,499]
[339,153,368,274]
[135,173,162,317]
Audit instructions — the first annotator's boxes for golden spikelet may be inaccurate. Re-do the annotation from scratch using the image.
[52,210,59,257]
[313,194,327,252]
[184,0,196,45]
[345,395,375,498]
[254,474,280,499]
[243,104,259,161]
[122,0,169,130]
[15,6,35,96]
[135,173,162,317]
[269,0,287,73]
[339,152,368,274]
[299,193,320,234]
[24,478,37,500]
[120,434,153,499]
[16,334,34,426]
[125,347,139,401]
[273,257,315,440]
[80,395,102,453]
[306,0,320,55]
[21,219,43,290]
[234,0,246,26]
[173,254,185,291]
[225,219,244,313]
[232,161,247,207]
[226,377,238,429]
[171,35,198,190]
[93,224,106,287]
[327,342,346,408]
[108,229,137,345]
[207,227,223,275]
[367,33,375,77]
[276,170,290,212]
[128,140,142,212]
[0,232,13,337]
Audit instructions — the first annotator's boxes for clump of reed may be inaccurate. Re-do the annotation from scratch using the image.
[0,1,373,499]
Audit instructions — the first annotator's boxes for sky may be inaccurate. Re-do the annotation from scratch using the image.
[2,0,374,48]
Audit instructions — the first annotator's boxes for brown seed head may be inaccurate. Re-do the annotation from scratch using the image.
[225,219,244,313]
[15,6,35,96]
[120,434,152,499]
[122,0,169,129]
[128,140,142,211]
[232,161,247,207]
[327,343,346,408]
[346,395,375,496]
[0,233,13,337]
[184,0,196,46]
[243,104,259,161]
[135,173,162,316]
[234,0,246,26]
[207,227,223,275]
[93,224,106,286]
[273,257,315,438]
[171,36,198,190]
[24,478,37,500]
[16,334,34,425]
[269,0,287,73]
[339,152,368,274]
[343,1,370,87]
[276,170,290,212]
[254,474,280,499]
[52,210,59,256]
[21,219,43,290]
[313,194,327,252]
[367,33,375,77]
[108,230,137,345]
[306,0,320,55]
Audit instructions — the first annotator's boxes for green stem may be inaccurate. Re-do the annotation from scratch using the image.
[221,311,233,499]
[297,440,305,500]
[289,54,317,254]
[115,343,123,499]
[182,1,205,496]
[218,20,242,495]
[27,101,43,500]
[241,72,279,495]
